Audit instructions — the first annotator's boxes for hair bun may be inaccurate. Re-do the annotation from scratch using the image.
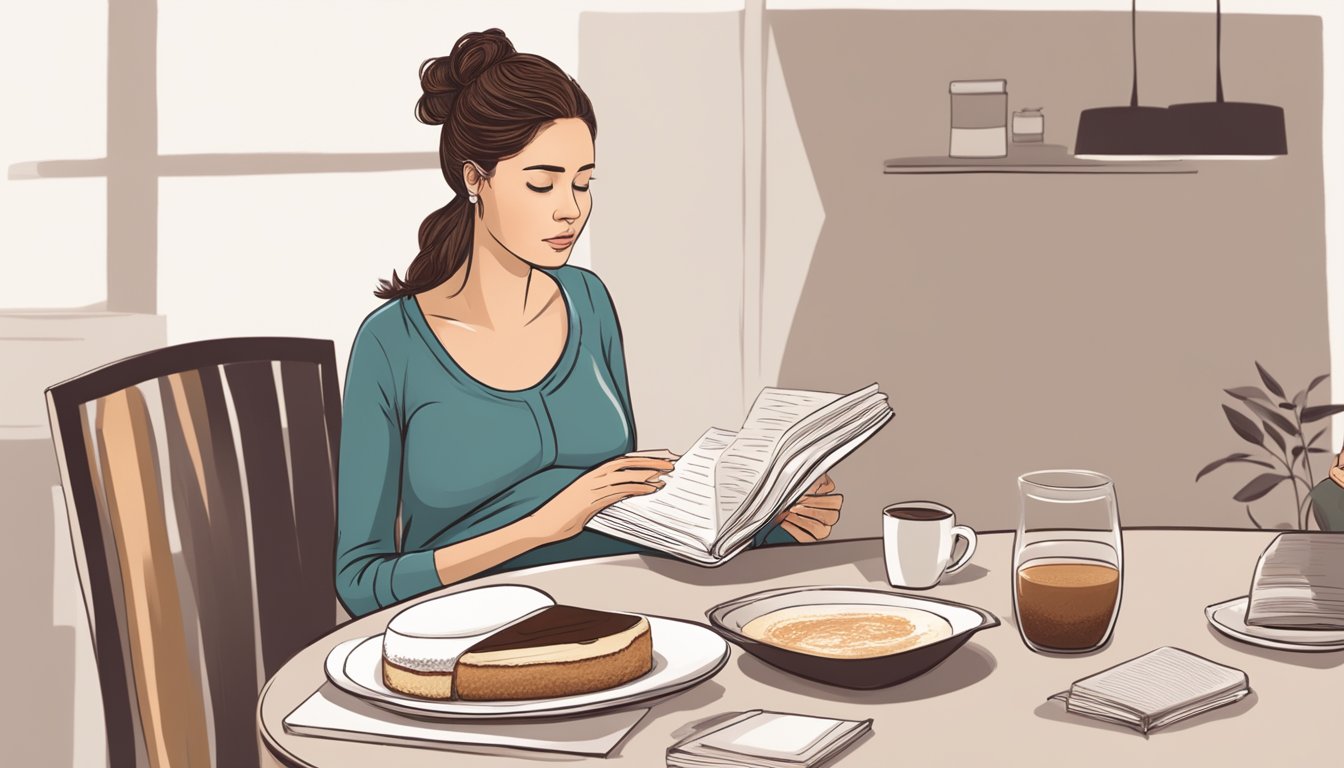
[416,29,515,126]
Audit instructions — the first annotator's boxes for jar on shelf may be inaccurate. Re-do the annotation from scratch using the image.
[1012,107,1045,143]
[949,79,1008,158]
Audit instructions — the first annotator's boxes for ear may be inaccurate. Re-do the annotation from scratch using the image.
[462,161,491,194]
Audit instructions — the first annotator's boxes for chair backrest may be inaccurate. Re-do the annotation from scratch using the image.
[46,337,341,768]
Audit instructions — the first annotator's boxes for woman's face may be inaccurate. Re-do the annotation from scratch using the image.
[469,118,595,270]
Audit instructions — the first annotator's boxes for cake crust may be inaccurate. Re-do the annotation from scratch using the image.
[455,624,653,701]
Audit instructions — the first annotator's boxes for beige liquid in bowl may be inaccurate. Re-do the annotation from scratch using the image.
[741,603,954,658]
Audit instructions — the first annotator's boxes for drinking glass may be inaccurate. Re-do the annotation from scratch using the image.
[1012,470,1123,654]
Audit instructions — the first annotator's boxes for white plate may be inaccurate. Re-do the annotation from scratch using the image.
[1205,596,1344,653]
[324,614,728,719]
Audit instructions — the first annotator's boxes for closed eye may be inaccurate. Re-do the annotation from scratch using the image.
[526,182,553,193]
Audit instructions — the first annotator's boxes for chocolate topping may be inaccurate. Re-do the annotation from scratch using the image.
[465,605,641,653]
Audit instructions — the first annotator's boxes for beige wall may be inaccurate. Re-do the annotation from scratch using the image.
[582,11,752,452]
[765,10,1328,536]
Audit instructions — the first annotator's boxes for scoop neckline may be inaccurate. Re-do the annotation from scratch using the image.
[404,267,581,399]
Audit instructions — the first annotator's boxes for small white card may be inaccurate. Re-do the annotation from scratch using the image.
[724,714,842,756]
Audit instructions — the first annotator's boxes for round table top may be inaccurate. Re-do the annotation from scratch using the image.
[258,530,1338,767]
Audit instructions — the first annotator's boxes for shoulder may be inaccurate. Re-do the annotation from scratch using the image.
[347,298,414,371]
[549,265,617,317]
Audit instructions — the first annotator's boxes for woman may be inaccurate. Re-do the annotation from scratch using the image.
[336,29,844,618]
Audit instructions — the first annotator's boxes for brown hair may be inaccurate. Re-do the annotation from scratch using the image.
[375,29,598,299]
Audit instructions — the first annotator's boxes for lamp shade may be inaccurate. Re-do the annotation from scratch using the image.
[1164,100,1287,156]
[1073,105,1181,156]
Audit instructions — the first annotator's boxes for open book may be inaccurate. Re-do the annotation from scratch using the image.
[1245,532,1344,629]
[586,384,893,566]
[1049,647,1250,734]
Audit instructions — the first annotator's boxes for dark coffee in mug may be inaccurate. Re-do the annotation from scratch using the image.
[884,507,952,522]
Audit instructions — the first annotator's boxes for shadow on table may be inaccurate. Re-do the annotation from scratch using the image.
[631,540,878,586]
[606,681,727,758]
[733,642,996,704]
[1204,626,1344,669]
[633,540,993,591]
[1033,691,1260,736]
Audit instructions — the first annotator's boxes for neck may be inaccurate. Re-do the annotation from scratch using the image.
[426,217,544,331]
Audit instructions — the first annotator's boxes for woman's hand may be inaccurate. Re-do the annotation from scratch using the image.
[779,473,843,543]
[527,453,677,544]
[1331,448,1344,489]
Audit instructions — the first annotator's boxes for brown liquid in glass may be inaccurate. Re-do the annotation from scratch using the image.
[1016,562,1120,651]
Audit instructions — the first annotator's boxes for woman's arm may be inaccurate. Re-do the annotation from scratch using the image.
[336,327,441,617]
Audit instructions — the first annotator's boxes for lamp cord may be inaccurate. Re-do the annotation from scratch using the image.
[1130,0,1138,107]
[1216,0,1225,103]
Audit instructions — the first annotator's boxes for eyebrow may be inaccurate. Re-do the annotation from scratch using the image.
[523,163,596,173]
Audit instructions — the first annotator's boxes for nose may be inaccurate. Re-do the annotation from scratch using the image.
[555,188,581,223]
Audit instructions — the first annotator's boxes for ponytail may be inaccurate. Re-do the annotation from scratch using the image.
[374,195,476,299]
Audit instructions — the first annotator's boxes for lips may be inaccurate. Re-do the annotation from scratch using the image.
[543,234,575,248]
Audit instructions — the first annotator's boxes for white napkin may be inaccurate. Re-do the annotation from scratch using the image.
[284,683,649,757]
[668,710,873,767]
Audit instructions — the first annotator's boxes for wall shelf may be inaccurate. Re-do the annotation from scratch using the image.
[883,144,1195,174]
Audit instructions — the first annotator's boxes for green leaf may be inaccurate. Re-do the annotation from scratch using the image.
[1264,422,1287,452]
[1223,405,1264,446]
[1257,362,1286,398]
[1225,386,1271,402]
[1245,399,1299,436]
[1234,473,1290,502]
[1195,453,1275,481]
[1301,404,1344,423]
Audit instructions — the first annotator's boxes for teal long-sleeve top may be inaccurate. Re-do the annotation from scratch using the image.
[336,265,793,617]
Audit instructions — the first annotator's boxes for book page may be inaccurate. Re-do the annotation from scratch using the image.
[1073,647,1247,718]
[714,388,841,528]
[595,427,737,551]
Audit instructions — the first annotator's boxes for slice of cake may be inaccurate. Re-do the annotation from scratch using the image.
[454,605,653,701]
[381,585,554,699]
[1245,533,1344,629]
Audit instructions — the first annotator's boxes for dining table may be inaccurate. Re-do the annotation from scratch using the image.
[257,529,1338,767]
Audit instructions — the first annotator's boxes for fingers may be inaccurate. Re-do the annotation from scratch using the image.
[788,498,841,526]
[604,455,677,474]
[782,512,831,541]
[807,473,836,495]
[593,480,665,505]
[625,449,681,461]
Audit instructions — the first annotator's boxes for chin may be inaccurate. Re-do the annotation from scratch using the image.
[529,249,571,270]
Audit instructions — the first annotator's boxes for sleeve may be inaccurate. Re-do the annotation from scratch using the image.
[584,270,638,450]
[752,520,798,547]
[334,324,442,617]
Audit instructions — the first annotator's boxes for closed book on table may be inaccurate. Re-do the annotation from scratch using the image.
[1049,647,1250,734]
[1245,532,1344,629]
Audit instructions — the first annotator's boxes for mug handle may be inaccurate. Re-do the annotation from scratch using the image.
[945,525,978,574]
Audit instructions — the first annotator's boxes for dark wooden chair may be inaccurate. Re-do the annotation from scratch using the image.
[46,338,341,768]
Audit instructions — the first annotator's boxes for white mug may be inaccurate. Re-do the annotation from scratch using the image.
[882,501,977,589]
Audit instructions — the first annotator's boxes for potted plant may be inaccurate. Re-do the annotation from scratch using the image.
[1196,363,1344,530]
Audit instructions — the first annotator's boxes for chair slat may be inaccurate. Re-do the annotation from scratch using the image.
[71,404,146,768]
[161,371,259,768]
[94,387,211,768]
[279,360,338,639]
[224,360,308,676]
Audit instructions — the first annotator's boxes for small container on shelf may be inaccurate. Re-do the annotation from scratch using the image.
[949,79,1008,158]
[1012,107,1045,143]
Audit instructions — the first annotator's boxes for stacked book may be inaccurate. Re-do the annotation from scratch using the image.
[1244,533,1344,629]
[667,710,872,768]
[1049,647,1250,734]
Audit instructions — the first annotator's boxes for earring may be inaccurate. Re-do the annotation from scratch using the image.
[468,192,478,204]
